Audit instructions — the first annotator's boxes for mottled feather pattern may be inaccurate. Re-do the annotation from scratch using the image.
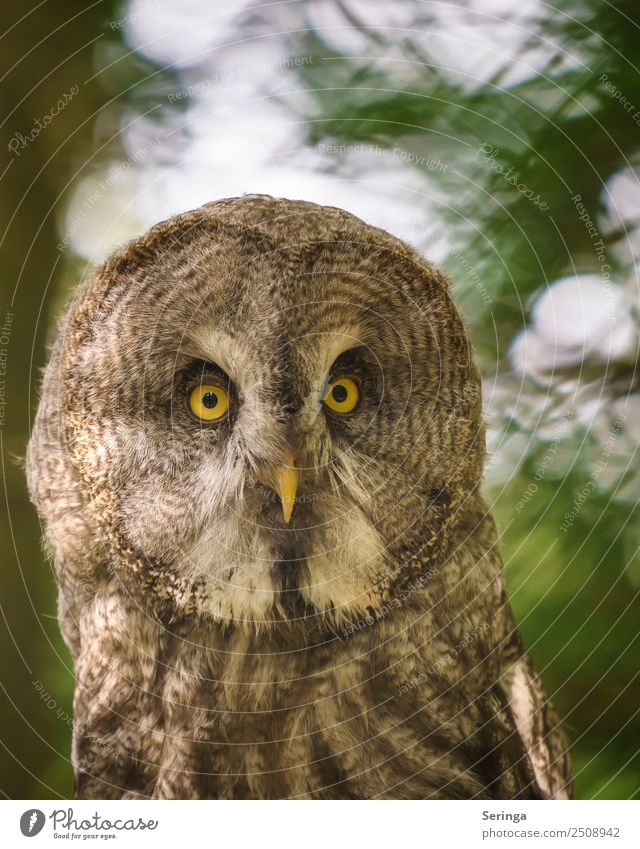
[27,194,572,798]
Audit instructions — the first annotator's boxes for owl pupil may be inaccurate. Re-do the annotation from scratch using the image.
[202,392,218,409]
[332,385,348,403]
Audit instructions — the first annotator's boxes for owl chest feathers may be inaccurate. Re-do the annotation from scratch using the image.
[71,555,520,800]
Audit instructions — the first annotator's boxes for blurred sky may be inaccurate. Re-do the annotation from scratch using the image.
[64,0,576,263]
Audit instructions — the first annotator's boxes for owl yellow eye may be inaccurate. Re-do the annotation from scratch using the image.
[323,376,360,416]
[187,383,230,423]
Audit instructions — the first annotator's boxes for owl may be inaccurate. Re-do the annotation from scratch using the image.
[27,194,572,799]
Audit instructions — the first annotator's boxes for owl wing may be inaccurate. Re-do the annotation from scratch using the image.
[496,624,573,799]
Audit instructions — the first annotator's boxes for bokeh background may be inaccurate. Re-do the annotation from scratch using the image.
[1,0,639,799]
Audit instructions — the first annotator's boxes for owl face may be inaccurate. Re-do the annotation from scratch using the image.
[65,197,482,629]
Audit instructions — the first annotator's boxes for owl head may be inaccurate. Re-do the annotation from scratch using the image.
[54,195,483,631]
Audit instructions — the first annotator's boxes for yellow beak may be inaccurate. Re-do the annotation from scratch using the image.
[258,451,299,523]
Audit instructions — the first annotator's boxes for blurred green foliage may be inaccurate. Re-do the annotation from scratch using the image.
[0,0,179,799]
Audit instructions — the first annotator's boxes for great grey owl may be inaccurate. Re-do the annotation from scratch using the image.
[27,194,572,799]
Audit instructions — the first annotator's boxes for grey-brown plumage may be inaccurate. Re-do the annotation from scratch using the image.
[27,194,572,799]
